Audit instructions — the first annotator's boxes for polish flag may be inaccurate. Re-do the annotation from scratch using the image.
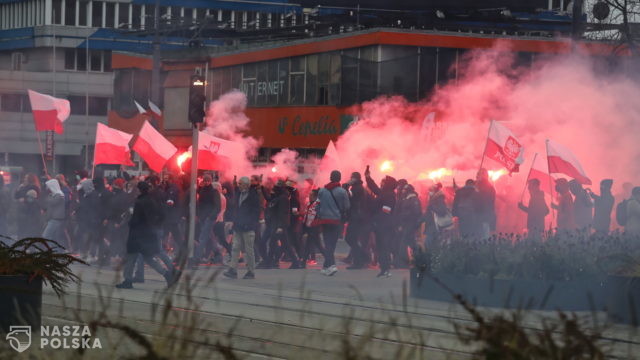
[148,100,162,118]
[419,112,436,138]
[132,121,177,173]
[546,139,591,185]
[527,153,553,194]
[191,131,243,170]
[93,123,135,166]
[324,140,339,165]
[28,90,70,134]
[483,120,525,173]
[134,100,146,114]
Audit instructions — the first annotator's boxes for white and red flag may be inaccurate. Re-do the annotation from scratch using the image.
[546,139,591,185]
[94,123,134,166]
[148,100,162,118]
[27,90,70,134]
[191,131,243,170]
[133,121,177,173]
[527,153,553,194]
[483,120,525,173]
[134,100,146,114]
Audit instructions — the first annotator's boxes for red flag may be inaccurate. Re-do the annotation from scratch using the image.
[133,121,177,173]
[546,139,591,185]
[28,90,70,134]
[94,123,134,166]
[483,120,525,173]
[527,153,553,194]
[191,131,242,170]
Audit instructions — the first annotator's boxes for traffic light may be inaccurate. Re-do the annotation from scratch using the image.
[188,75,206,123]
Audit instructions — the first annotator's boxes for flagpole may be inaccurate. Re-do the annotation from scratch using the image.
[545,139,555,231]
[36,131,49,177]
[478,120,493,171]
[51,15,56,175]
[186,124,199,267]
[520,152,538,202]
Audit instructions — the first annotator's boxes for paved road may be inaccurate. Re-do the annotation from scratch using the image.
[5,253,640,359]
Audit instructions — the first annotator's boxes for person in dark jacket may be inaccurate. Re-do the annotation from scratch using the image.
[106,178,133,259]
[364,167,396,278]
[193,174,221,264]
[92,177,113,266]
[569,179,593,230]
[42,179,66,250]
[224,177,260,279]
[395,184,422,268]
[344,172,369,269]
[116,181,177,289]
[552,178,575,231]
[589,179,614,235]
[425,183,449,248]
[162,174,184,258]
[453,179,480,239]
[286,180,303,256]
[475,169,496,239]
[76,179,99,260]
[518,179,549,238]
[316,170,350,276]
[14,173,42,240]
[299,189,324,268]
[261,179,301,269]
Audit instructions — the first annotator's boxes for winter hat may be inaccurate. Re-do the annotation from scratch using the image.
[383,175,397,189]
[330,170,341,183]
[113,178,126,189]
[137,181,150,194]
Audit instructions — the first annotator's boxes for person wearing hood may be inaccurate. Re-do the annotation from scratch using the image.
[552,178,575,231]
[14,173,42,239]
[193,174,221,265]
[343,172,369,269]
[453,179,480,239]
[259,179,301,269]
[76,178,100,261]
[395,184,422,268]
[364,166,396,278]
[42,179,67,250]
[518,179,549,238]
[569,179,593,230]
[316,170,350,276]
[589,179,614,235]
[116,181,177,289]
[106,178,134,259]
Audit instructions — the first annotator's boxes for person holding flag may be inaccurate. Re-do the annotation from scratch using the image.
[518,178,549,238]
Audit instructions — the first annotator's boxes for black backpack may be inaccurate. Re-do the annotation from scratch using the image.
[616,199,629,226]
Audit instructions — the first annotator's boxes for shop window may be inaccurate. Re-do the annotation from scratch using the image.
[255,62,268,106]
[329,53,341,105]
[64,49,75,70]
[277,59,289,106]
[289,56,305,105]
[267,60,280,105]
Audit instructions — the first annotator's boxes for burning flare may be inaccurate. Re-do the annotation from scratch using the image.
[488,169,507,182]
[379,160,394,173]
[271,166,278,173]
[425,168,453,181]
[176,151,192,170]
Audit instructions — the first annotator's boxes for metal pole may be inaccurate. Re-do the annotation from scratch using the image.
[545,140,556,230]
[51,15,56,175]
[187,124,199,263]
[85,33,90,171]
[478,120,493,171]
[150,0,161,106]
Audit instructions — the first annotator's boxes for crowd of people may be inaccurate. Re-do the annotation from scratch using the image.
[1,165,639,289]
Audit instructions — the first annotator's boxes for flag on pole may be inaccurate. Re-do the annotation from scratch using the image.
[419,112,436,138]
[546,139,591,185]
[132,121,177,173]
[27,90,70,134]
[190,131,242,170]
[134,100,146,114]
[94,123,134,166]
[483,120,525,173]
[148,100,162,118]
[527,153,553,194]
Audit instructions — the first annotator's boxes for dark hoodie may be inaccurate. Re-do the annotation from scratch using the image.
[266,185,290,229]
[365,175,397,226]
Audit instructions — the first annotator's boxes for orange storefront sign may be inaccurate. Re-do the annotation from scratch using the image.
[244,106,355,149]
